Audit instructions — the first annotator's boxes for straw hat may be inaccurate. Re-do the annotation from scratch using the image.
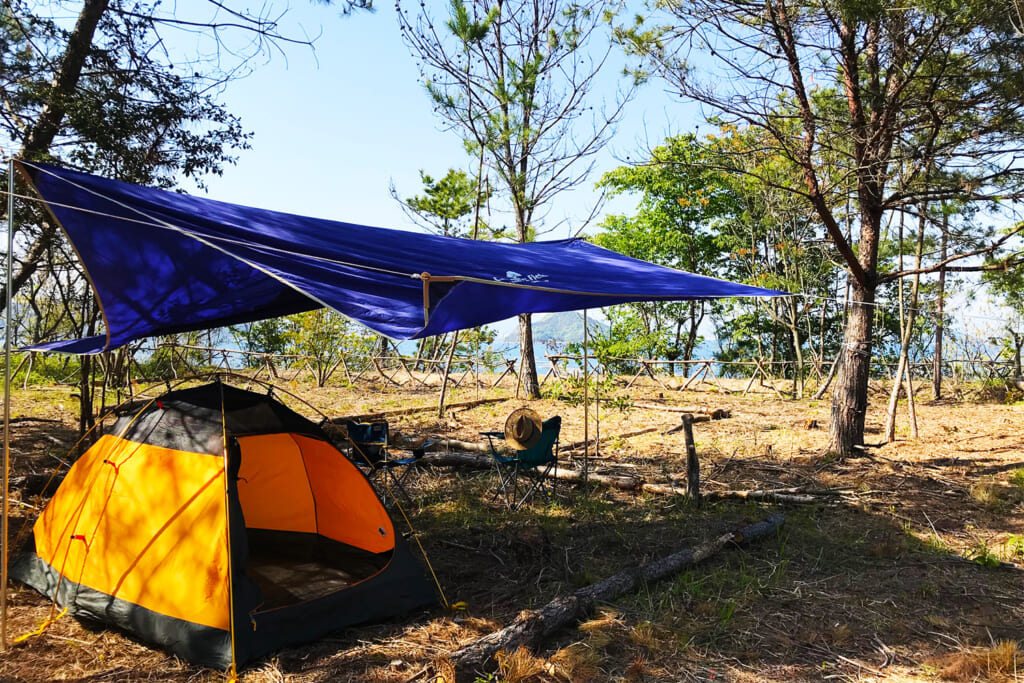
[504,408,543,450]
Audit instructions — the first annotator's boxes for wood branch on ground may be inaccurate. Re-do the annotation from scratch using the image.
[639,483,822,504]
[444,514,785,680]
[559,426,659,453]
[662,414,712,431]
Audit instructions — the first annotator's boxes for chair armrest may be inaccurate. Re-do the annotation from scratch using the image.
[479,431,505,438]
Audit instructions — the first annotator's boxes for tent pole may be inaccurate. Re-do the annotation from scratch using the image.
[2,158,14,649]
[582,310,589,494]
[217,382,238,680]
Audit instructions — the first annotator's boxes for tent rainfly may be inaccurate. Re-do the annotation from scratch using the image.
[11,382,437,668]
[13,160,786,354]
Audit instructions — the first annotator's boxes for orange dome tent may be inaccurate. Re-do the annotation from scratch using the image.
[11,382,436,668]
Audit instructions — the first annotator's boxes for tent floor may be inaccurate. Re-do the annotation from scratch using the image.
[246,555,357,609]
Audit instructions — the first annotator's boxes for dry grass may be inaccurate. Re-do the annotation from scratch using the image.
[932,640,1021,681]
[2,371,1024,682]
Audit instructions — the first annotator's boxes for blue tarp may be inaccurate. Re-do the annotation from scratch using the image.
[19,161,786,353]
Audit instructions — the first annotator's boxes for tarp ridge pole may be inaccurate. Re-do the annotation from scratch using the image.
[583,309,589,494]
[420,272,431,327]
[2,157,14,649]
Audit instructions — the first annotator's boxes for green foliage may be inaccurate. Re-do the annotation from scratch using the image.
[401,0,630,243]
[230,319,290,368]
[3,0,251,185]
[614,0,1024,441]
[401,0,631,396]
[400,168,501,239]
[594,126,844,385]
[285,309,377,387]
[562,307,685,374]
[544,372,630,412]
[16,352,79,385]
[447,0,498,43]
[593,134,733,369]
[134,330,225,378]
[1007,534,1024,560]
[455,326,502,369]
[705,124,842,383]
[970,539,1002,568]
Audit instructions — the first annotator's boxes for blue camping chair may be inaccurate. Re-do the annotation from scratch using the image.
[480,416,561,510]
[343,420,427,508]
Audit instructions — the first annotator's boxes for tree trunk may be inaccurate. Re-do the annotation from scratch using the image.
[812,352,841,401]
[1011,331,1022,378]
[829,283,874,455]
[789,322,804,399]
[437,331,459,417]
[884,353,908,443]
[78,354,93,441]
[518,313,540,398]
[0,0,111,312]
[932,211,948,399]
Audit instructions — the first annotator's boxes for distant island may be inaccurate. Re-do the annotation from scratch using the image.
[500,311,608,345]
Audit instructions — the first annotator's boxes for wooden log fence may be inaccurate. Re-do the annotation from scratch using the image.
[10,340,1019,392]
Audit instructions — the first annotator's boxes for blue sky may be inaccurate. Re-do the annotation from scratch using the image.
[164,1,1013,341]
[182,0,695,237]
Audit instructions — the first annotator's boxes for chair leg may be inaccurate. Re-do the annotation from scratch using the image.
[510,462,557,511]
[373,465,413,509]
[491,461,511,507]
[395,462,420,496]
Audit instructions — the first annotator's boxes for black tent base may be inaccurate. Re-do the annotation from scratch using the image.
[12,531,437,670]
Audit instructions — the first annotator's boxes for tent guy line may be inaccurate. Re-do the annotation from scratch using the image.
[16,162,420,280]
[15,160,409,348]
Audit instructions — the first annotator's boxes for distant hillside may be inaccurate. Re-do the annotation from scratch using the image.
[501,311,608,344]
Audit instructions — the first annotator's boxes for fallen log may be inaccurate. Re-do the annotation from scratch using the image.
[418,451,493,468]
[639,482,820,504]
[545,467,641,490]
[417,452,827,503]
[633,403,731,419]
[330,396,506,423]
[447,514,785,679]
[8,416,64,425]
[705,488,820,504]
[417,452,643,489]
[423,437,494,454]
